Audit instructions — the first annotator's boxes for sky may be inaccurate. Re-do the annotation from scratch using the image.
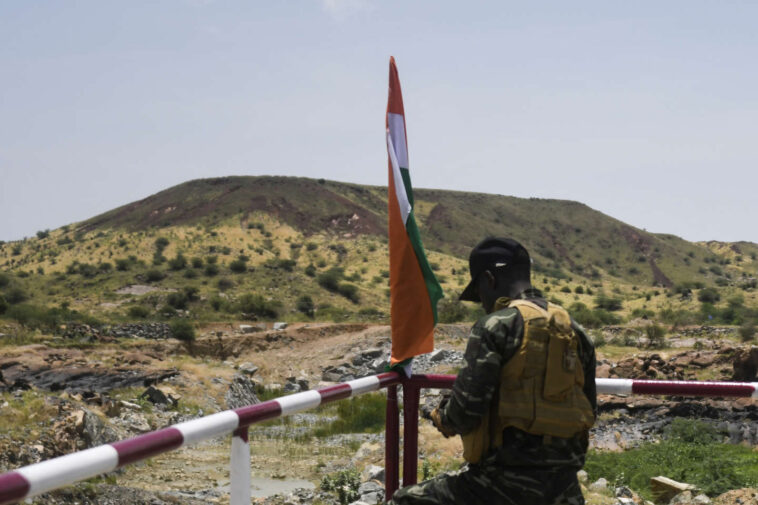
[1,1,757,243]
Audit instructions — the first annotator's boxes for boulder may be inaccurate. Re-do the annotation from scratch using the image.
[650,476,696,504]
[363,465,385,483]
[589,478,608,493]
[224,374,260,409]
[140,386,180,408]
[273,322,288,330]
[357,480,384,504]
[576,470,588,484]
[238,362,259,376]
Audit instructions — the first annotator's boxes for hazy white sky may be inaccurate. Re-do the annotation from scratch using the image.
[2,1,757,242]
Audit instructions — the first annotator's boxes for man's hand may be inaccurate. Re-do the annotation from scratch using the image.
[430,407,456,438]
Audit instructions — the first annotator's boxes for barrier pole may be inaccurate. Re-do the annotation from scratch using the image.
[230,426,251,505]
[402,380,420,487]
[385,385,400,502]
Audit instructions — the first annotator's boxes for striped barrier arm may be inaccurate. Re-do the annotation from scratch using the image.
[0,375,755,504]
[0,372,401,505]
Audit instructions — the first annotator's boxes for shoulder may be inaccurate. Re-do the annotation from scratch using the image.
[475,307,522,336]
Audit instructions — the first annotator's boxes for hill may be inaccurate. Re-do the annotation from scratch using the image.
[0,176,757,330]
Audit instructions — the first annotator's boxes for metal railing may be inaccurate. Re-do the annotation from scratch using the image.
[0,375,756,504]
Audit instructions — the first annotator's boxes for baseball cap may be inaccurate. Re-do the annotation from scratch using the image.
[459,237,530,302]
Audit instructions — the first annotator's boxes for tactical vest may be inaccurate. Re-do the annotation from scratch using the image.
[461,299,594,463]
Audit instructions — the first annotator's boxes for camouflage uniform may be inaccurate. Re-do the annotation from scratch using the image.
[391,289,597,505]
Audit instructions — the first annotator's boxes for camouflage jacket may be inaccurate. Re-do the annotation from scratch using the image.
[439,288,597,469]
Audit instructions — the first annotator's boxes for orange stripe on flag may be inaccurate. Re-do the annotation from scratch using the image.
[388,166,435,364]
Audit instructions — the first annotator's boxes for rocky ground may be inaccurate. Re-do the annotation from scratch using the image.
[0,322,756,504]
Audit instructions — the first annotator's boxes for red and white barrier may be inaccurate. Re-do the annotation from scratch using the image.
[0,375,755,505]
[0,372,400,505]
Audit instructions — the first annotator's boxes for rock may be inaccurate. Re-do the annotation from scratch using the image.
[284,381,302,393]
[238,362,259,376]
[225,374,260,409]
[428,349,449,363]
[273,322,288,330]
[140,386,179,408]
[357,480,384,504]
[589,478,608,492]
[650,476,696,504]
[615,486,635,498]
[577,470,588,484]
[596,363,613,378]
[614,499,635,505]
[363,465,385,483]
[692,494,711,505]
[120,412,151,433]
[733,346,758,381]
[240,324,265,334]
[670,490,693,504]
[77,409,121,447]
[297,377,310,391]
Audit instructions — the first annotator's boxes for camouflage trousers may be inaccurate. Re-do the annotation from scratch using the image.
[389,464,584,505]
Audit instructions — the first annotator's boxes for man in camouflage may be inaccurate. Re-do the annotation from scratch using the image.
[391,238,597,505]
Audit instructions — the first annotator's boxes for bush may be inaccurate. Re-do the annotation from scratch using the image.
[304,264,316,277]
[594,294,623,311]
[170,319,195,342]
[36,229,50,239]
[320,468,360,505]
[204,263,220,276]
[168,254,187,271]
[5,287,28,305]
[217,278,234,291]
[645,324,667,348]
[191,257,204,269]
[317,267,344,292]
[0,295,7,315]
[235,294,281,319]
[166,292,189,310]
[0,273,10,288]
[145,270,166,282]
[569,302,621,328]
[127,305,151,318]
[115,258,131,271]
[698,287,721,303]
[438,296,470,323]
[229,259,247,273]
[264,258,296,271]
[296,295,314,317]
[314,393,386,437]
[154,237,169,251]
[738,321,756,342]
[332,283,357,303]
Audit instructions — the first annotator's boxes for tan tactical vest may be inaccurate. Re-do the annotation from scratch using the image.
[461,299,594,463]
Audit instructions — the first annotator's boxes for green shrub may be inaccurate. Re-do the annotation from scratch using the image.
[166,292,189,310]
[317,267,344,292]
[585,419,758,499]
[145,270,166,282]
[183,269,198,279]
[154,237,169,251]
[574,286,584,294]
[235,294,281,319]
[127,305,151,319]
[264,258,296,271]
[0,295,7,315]
[217,278,234,291]
[594,294,623,311]
[560,286,571,293]
[438,296,470,323]
[191,257,204,269]
[738,321,756,342]
[168,254,187,271]
[296,295,314,317]
[204,263,220,276]
[5,287,28,305]
[304,264,316,277]
[0,273,10,288]
[569,302,621,328]
[229,259,247,273]
[320,468,360,505]
[170,319,195,342]
[36,229,50,239]
[115,258,131,271]
[698,287,721,303]
[645,324,667,348]
[337,283,360,303]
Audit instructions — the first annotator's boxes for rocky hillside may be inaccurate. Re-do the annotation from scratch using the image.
[0,176,756,326]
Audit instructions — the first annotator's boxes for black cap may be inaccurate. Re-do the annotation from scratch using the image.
[459,238,530,302]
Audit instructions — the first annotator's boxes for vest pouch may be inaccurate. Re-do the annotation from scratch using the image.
[461,411,490,464]
[543,332,575,402]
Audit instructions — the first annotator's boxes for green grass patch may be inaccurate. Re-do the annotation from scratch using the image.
[313,392,386,437]
[585,419,758,499]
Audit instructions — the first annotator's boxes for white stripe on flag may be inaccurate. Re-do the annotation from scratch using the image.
[387,131,411,224]
[387,113,409,169]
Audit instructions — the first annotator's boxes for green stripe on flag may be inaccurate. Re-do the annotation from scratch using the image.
[399,167,443,323]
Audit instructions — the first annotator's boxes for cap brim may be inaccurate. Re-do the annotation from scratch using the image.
[459,280,479,302]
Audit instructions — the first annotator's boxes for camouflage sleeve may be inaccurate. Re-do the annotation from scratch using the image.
[440,308,523,435]
[572,320,597,418]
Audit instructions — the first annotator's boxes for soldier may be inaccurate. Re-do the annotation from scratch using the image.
[391,237,597,505]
